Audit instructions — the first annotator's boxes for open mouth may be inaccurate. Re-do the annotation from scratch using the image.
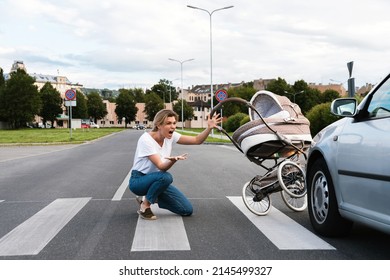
[168,130,174,135]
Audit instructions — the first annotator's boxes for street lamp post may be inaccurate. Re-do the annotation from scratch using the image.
[187,5,234,136]
[284,90,304,103]
[156,89,165,108]
[168,58,194,131]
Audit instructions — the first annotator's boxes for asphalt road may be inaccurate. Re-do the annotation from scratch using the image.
[0,129,390,261]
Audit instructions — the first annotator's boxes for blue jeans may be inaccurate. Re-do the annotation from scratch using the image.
[129,170,193,216]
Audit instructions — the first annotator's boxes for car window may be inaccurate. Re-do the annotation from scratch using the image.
[367,77,390,118]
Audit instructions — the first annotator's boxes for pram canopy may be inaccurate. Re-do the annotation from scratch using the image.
[233,90,312,158]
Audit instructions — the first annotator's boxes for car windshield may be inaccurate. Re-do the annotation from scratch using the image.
[367,76,390,118]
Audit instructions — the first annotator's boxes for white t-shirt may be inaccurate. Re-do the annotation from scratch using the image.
[131,131,181,174]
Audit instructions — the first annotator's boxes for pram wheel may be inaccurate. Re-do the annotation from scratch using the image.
[277,160,306,198]
[281,191,307,212]
[242,181,272,216]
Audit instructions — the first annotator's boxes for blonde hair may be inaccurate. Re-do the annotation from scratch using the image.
[152,109,178,132]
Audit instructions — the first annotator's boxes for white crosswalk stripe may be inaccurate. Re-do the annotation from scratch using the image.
[131,206,191,251]
[112,170,131,201]
[0,197,91,256]
[228,196,335,250]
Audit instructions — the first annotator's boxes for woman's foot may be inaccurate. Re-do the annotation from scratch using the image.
[137,207,157,220]
[137,200,157,220]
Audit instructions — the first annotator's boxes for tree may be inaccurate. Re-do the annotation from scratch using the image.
[172,99,194,122]
[221,84,257,117]
[320,89,340,103]
[132,88,146,103]
[115,90,138,128]
[150,79,178,104]
[266,77,291,96]
[86,92,107,123]
[0,69,41,128]
[71,90,88,119]
[306,102,340,136]
[290,80,321,114]
[144,93,164,121]
[0,67,5,121]
[39,82,63,128]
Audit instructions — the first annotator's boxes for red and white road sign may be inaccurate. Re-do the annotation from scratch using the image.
[65,89,76,101]
[215,89,228,102]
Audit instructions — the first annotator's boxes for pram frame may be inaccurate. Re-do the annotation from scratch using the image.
[210,96,309,215]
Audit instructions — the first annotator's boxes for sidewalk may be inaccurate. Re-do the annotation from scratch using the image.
[181,129,231,141]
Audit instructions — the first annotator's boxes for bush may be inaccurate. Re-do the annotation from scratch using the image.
[306,102,340,136]
[224,112,248,132]
[240,115,250,126]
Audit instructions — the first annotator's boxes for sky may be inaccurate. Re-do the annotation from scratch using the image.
[0,0,389,90]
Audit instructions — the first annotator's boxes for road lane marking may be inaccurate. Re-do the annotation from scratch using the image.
[228,196,336,250]
[0,197,91,256]
[112,170,131,201]
[131,206,190,251]
[0,200,4,203]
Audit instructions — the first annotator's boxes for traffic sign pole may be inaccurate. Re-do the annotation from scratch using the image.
[215,89,228,138]
[69,104,72,139]
[65,89,77,140]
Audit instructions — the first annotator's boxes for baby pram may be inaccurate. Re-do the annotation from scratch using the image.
[210,90,312,215]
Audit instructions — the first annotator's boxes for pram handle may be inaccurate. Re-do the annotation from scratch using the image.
[209,97,258,154]
[210,97,256,117]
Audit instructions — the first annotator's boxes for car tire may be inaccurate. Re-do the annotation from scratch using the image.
[307,157,353,237]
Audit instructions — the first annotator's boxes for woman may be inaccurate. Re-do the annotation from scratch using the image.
[129,109,221,220]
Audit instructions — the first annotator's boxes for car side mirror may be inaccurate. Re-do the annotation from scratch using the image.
[330,98,358,117]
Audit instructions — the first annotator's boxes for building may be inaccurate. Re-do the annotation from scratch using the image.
[356,83,374,96]
[308,82,347,97]
[2,61,83,128]
[5,61,83,96]
[253,78,275,91]
[186,82,243,128]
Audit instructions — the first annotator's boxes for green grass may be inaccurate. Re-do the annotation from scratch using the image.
[181,129,231,143]
[0,127,231,145]
[0,128,125,145]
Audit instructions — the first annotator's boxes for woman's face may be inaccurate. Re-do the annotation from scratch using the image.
[158,116,177,139]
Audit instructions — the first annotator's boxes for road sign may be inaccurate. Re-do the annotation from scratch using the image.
[65,100,77,107]
[65,89,76,101]
[215,89,228,102]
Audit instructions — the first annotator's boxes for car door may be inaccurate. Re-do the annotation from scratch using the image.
[336,77,390,221]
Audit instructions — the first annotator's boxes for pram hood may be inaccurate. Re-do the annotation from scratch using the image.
[233,90,312,156]
[249,90,303,121]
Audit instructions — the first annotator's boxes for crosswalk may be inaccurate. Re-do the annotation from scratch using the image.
[0,198,91,256]
[0,195,335,257]
[228,196,335,250]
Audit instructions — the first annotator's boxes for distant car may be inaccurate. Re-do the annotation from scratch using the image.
[135,124,145,130]
[90,122,99,128]
[38,123,51,128]
[306,73,390,237]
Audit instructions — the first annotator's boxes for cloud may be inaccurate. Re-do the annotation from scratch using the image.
[0,0,389,88]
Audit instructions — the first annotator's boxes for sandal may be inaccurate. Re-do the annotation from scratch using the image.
[137,207,157,220]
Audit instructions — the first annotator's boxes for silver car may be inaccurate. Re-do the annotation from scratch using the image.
[306,73,390,237]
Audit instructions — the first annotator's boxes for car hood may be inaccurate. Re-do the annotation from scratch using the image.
[311,117,349,148]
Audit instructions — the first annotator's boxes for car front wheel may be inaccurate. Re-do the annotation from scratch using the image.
[307,158,353,237]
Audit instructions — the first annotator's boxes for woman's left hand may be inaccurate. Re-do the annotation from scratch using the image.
[165,153,189,161]
[207,113,222,129]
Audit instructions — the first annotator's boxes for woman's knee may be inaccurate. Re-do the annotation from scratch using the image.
[159,172,173,186]
[181,205,193,216]
[175,200,193,216]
